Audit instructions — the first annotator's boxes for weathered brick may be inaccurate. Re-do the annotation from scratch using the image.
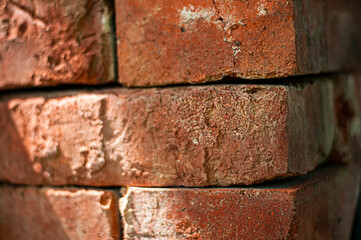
[115,0,361,86]
[0,75,357,187]
[332,74,361,162]
[119,163,361,239]
[0,0,114,90]
[0,187,120,240]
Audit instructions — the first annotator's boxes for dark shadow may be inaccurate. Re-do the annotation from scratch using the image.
[0,185,70,240]
[351,185,361,240]
[0,101,42,185]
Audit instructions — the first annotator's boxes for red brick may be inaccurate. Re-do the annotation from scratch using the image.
[119,163,361,239]
[1,75,354,187]
[115,0,361,87]
[0,187,120,240]
[0,0,114,90]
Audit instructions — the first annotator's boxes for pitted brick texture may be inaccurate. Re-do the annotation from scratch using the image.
[115,0,361,86]
[0,75,358,187]
[0,187,120,240]
[119,163,361,239]
[0,0,114,89]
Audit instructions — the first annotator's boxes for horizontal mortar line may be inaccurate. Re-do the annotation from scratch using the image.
[0,82,122,96]
[0,182,123,192]
[119,161,343,190]
[0,70,349,96]
[0,162,344,191]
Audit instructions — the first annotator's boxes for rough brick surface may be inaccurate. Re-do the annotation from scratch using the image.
[0,187,120,240]
[0,0,114,90]
[115,0,361,86]
[119,163,361,239]
[0,75,357,187]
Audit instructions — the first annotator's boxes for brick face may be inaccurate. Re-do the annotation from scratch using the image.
[115,0,361,87]
[332,74,361,162]
[1,75,357,187]
[119,163,361,239]
[0,187,120,240]
[0,0,114,90]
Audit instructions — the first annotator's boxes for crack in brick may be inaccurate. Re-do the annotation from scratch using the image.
[211,0,237,71]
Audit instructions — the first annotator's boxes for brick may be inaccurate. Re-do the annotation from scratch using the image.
[0,186,120,240]
[0,0,114,90]
[119,163,361,239]
[0,75,357,187]
[115,0,361,87]
[332,74,361,162]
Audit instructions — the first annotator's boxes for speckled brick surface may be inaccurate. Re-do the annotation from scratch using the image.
[119,163,361,239]
[115,0,361,86]
[1,75,358,187]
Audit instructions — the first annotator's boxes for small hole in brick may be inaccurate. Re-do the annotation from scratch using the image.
[180,27,186,32]
[47,56,61,67]
[234,40,241,47]
[247,87,263,94]
[100,192,112,207]
[230,24,239,30]
[18,22,27,36]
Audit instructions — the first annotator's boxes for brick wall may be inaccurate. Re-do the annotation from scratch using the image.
[1,0,361,239]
